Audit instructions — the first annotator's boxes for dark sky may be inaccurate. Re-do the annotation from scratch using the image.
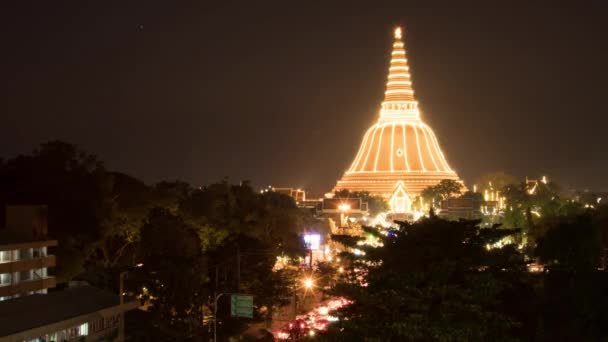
[1,1,607,194]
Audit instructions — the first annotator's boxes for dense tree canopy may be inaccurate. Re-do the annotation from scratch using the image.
[323,208,608,341]
[324,218,530,341]
[419,179,464,206]
[0,141,311,339]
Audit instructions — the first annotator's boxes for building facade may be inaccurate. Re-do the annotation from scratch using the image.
[0,206,57,301]
[0,285,138,342]
[0,238,57,301]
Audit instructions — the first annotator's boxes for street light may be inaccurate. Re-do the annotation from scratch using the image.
[338,203,351,228]
[118,263,143,341]
[304,278,314,289]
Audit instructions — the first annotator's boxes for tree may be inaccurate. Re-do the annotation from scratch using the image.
[180,181,306,256]
[534,212,608,340]
[501,179,572,248]
[0,141,114,281]
[138,207,210,332]
[434,179,464,199]
[176,181,309,337]
[535,213,601,273]
[420,179,464,207]
[420,186,442,205]
[323,218,532,341]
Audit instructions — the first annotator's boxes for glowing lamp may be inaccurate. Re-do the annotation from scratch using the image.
[338,203,351,211]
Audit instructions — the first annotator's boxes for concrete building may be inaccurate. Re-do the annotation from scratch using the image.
[0,206,57,301]
[0,285,138,342]
[438,198,483,220]
[0,236,57,301]
[0,205,137,341]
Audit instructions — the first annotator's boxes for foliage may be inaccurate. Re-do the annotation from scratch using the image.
[323,218,531,341]
[536,213,601,273]
[420,179,464,205]
[0,141,312,340]
[180,181,306,256]
[0,141,113,281]
[501,180,576,249]
[533,208,608,340]
[138,207,209,331]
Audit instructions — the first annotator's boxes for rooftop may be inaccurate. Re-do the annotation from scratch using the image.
[0,285,133,336]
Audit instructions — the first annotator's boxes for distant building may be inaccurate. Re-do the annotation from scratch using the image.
[268,187,324,209]
[439,198,482,220]
[525,175,548,195]
[271,187,306,202]
[0,205,57,301]
[0,285,138,341]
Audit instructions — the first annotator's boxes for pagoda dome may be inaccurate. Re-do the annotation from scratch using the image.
[334,27,462,202]
[348,121,454,174]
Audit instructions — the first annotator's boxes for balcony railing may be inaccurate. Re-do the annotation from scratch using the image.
[0,276,56,297]
[0,255,56,274]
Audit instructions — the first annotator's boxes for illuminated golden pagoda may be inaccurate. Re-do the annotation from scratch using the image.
[334,27,463,212]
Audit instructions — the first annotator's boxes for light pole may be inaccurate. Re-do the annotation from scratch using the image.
[213,292,227,342]
[119,271,127,341]
[293,277,314,319]
[118,263,143,341]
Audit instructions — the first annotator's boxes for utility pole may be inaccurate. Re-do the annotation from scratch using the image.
[309,248,313,269]
[119,271,127,341]
[293,287,298,320]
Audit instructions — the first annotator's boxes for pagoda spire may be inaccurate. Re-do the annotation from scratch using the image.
[379,26,420,123]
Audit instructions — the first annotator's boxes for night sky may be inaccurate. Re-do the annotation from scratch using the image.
[2,1,607,194]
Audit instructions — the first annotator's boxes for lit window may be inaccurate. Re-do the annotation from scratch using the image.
[79,323,89,336]
[0,273,12,285]
[0,251,11,262]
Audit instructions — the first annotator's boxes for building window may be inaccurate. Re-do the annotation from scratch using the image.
[0,273,12,285]
[0,251,11,262]
[79,322,89,336]
[19,249,32,260]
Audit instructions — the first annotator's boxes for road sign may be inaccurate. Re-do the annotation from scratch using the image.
[231,294,253,318]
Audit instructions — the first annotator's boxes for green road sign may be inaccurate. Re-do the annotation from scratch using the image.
[231,294,253,318]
